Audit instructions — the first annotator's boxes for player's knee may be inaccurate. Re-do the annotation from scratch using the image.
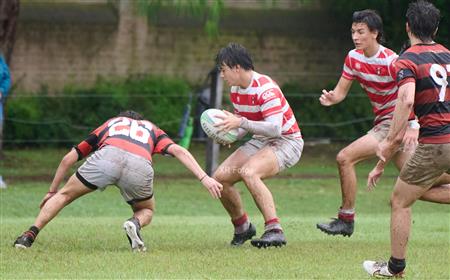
[56,191,75,205]
[213,167,234,184]
[390,193,406,210]
[239,165,258,182]
[336,149,351,166]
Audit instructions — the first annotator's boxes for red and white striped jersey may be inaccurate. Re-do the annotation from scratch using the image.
[342,45,398,125]
[230,71,301,137]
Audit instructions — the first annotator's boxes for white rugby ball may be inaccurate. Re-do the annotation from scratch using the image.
[200,109,239,144]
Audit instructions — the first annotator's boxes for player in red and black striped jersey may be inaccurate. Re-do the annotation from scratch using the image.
[13,110,223,251]
[395,43,450,143]
[364,1,450,277]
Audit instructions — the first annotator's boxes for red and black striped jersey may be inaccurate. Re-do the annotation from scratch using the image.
[75,117,175,161]
[395,43,450,144]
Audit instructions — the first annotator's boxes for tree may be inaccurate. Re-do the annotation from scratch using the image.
[135,0,224,38]
[0,0,20,156]
[0,0,20,63]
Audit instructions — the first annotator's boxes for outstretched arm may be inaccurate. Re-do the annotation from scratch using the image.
[40,148,78,208]
[319,76,352,106]
[166,144,223,198]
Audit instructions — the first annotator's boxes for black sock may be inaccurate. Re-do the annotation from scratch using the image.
[130,217,141,230]
[388,256,406,274]
[29,226,40,238]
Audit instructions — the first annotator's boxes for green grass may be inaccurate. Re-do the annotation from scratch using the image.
[1,144,449,279]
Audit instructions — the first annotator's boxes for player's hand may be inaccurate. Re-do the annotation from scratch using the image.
[215,141,231,149]
[376,139,396,163]
[367,160,385,191]
[319,89,336,106]
[402,127,418,153]
[39,191,57,209]
[200,176,223,199]
[214,110,241,132]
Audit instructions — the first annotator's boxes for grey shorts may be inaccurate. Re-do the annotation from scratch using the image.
[367,119,391,142]
[399,143,450,188]
[239,133,304,171]
[76,145,154,204]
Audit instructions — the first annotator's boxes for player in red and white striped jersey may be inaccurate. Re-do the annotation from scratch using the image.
[317,9,450,238]
[212,43,304,248]
[13,110,223,251]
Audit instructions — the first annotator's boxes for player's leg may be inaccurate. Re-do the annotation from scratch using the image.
[317,132,380,237]
[241,136,302,248]
[363,178,427,278]
[364,143,450,277]
[239,146,284,248]
[118,151,155,251]
[123,197,155,252]
[13,174,94,248]
[213,148,255,246]
[419,183,450,203]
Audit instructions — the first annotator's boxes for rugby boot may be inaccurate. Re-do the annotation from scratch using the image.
[13,231,36,249]
[363,261,405,278]
[251,229,286,248]
[230,223,256,246]
[123,218,147,252]
[316,218,354,237]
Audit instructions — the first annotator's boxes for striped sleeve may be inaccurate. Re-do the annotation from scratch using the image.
[258,88,283,118]
[153,127,175,155]
[74,120,109,160]
[342,54,354,80]
[395,59,417,87]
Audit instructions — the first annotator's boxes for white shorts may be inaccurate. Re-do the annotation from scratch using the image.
[239,134,304,171]
[76,145,154,205]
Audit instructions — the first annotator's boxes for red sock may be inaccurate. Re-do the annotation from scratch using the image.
[264,218,282,232]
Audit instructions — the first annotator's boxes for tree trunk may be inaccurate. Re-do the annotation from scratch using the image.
[0,0,20,157]
[0,0,20,63]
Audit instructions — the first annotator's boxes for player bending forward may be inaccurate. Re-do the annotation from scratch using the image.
[13,110,222,251]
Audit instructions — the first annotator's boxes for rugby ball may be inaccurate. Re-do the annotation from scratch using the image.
[200,109,239,145]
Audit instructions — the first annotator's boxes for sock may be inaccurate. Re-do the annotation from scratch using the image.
[264,218,282,232]
[130,217,141,230]
[27,225,40,239]
[338,207,355,222]
[388,256,406,274]
[232,213,250,234]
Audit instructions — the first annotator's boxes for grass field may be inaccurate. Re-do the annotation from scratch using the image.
[1,143,449,279]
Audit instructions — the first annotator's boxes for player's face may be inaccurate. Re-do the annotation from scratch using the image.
[351,22,378,50]
[219,63,240,86]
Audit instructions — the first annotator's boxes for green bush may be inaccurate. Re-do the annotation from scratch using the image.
[4,76,191,147]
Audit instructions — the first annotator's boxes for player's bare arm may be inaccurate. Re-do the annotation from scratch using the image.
[320,76,352,106]
[402,125,419,152]
[167,144,223,199]
[40,148,79,208]
[368,82,416,189]
[379,82,416,162]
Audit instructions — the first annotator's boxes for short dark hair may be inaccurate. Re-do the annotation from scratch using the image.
[215,42,254,70]
[117,110,144,120]
[352,9,384,43]
[406,0,440,42]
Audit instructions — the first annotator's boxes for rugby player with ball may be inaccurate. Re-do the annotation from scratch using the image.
[210,43,303,248]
